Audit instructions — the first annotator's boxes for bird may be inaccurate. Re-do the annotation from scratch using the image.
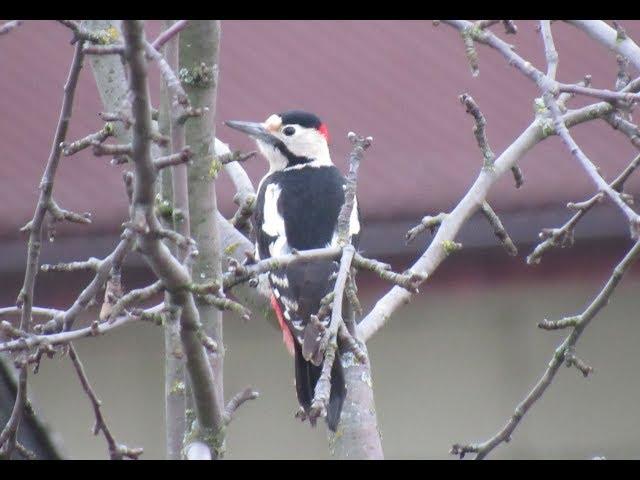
[225,110,361,431]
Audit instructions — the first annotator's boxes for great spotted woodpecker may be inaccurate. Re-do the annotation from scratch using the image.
[225,110,360,431]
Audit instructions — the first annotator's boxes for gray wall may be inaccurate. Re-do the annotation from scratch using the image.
[24,276,640,459]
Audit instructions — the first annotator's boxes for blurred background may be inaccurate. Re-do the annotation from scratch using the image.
[1,20,640,459]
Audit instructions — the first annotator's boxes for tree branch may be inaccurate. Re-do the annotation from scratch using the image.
[0,20,22,36]
[452,239,640,459]
[67,344,143,459]
[122,19,225,459]
[359,20,640,344]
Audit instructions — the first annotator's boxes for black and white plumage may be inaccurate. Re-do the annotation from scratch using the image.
[226,110,360,431]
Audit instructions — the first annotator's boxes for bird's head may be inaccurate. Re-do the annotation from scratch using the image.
[225,110,331,172]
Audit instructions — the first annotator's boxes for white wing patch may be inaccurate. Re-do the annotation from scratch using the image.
[349,196,361,236]
[262,183,290,257]
[328,196,360,247]
[290,319,305,331]
[270,273,289,288]
[280,296,299,313]
[262,183,284,237]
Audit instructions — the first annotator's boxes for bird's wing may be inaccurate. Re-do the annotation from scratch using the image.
[254,166,360,363]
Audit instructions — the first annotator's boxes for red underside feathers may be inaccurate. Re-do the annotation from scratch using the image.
[271,294,295,356]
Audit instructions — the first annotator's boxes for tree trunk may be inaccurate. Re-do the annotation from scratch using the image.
[180,20,226,458]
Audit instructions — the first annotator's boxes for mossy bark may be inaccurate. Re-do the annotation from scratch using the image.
[180,20,226,457]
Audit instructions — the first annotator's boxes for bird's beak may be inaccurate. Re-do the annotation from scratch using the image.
[224,120,278,145]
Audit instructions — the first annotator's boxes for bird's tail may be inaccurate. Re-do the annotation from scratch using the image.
[294,342,346,432]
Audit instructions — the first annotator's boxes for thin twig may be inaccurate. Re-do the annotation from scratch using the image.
[460,93,494,167]
[151,20,188,51]
[540,21,558,80]
[452,239,640,459]
[528,153,640,264]
[406,213,448,244]
[219,150,257,165]
[352,254,426,292]
[0,20,22,36]
[309,131,371,423]
[154,147,193,170]
[41,257,101,273]
[68,344,143,459]
[0,365,27,457]
[0,306,163,354]
[16,40,85,333]
[223,247,342,289]
[122,19,225,458]
[480,202,518,256]
[62,124,114,156]
[106,281,165,322]
[229,193,256,237]
[357,20,640,345]
[223,387,259,425]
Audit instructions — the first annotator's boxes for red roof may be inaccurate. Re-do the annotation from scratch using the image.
[2,20,639,241]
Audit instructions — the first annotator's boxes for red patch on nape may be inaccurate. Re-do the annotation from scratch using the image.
[318,123,330,143]
[271,294,295,357]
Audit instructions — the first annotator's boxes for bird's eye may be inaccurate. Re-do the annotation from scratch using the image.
[283,126,295,136]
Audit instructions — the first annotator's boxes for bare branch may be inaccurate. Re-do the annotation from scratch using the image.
[612,20,627,41]
[223,246,342,289]
[357,80,639,342]
[502,20,518,35]
[68,344,143,459]
[151,20,188,51]
[544,93,640,236]
[337,323,368,364]
[229,192,256,237]
[0,306,163,354]
[538,316,579,330]
[106,281,165,322]
[144,40,189,108]
[461,91,524,186]
[219,150,257,165]
[154,147,193,170]
[460,93,494,167]
[441,19,640,459]
[566,21,640,72]
[57,20,116,45]
[406,212,447,244]
[557,75,592,111]
[352,254,426,292]
[453,239,640,459]
[310,132,370,424]
[528,154,640,264]
[556,82,640,104]
[0,306,63,320]
[0,365,27,458]
[615,54,631,92]
[480,202,518,256]
[62,124,115,156]
[92,142,132,157]
[83,44,124,56]
[0,20,22,36]
[603,112,640,149]
[14,442,36,460]
[223,387,259,425]
[48,199,92,225]
[41,257,101,273]
[540,21,558,80]
[16,40,85,338]
[122,19,225,459]
[475,20,500,30]
[198,294,251,322]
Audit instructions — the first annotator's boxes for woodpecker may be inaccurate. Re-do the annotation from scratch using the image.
[225,110,360,431]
